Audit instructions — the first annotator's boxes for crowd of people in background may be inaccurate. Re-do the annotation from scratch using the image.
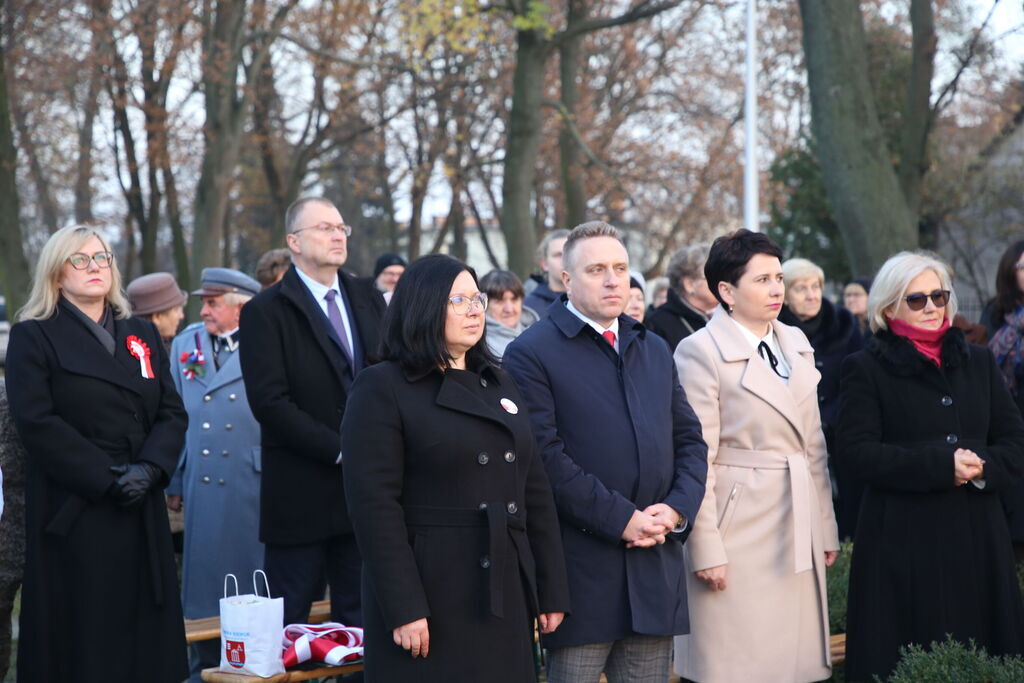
[1,201,1024,683]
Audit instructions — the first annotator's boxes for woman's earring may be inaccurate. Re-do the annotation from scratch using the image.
[729,305,734,313]
[688,290,696,296]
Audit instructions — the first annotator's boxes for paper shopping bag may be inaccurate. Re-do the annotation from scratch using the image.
[219,570,285,677]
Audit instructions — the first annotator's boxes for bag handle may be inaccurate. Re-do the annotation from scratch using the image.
[224,573,239,598]
[253,569,272,598]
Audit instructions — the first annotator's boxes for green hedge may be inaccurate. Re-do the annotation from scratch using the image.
[888,637,1024,682]
[827,541,853,634]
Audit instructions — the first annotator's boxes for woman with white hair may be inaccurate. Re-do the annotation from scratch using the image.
[778,257,863,539]
[837,251,1024,681]
[6,225,188,682]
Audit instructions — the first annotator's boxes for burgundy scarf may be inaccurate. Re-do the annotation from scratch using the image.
[887,317,950,368]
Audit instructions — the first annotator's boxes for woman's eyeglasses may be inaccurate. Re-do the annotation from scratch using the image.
[449,293,488,315]
[67,251,114,270]
[902,289,950,311]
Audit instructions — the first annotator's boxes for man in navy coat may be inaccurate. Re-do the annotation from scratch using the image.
[504,221,707,683]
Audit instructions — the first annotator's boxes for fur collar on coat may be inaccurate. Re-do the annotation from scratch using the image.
[868,325,970,376]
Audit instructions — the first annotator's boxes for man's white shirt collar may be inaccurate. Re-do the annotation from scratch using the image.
[294,266,340,302]
[566,299,620,351]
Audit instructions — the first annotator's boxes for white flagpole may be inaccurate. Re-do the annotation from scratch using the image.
[743,0,759,232]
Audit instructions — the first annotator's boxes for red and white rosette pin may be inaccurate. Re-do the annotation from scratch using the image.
[126,335,156,379]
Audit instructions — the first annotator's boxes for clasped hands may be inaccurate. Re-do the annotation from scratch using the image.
[954,448,984,486]
[108,462,162,507]
[621,503,681,549]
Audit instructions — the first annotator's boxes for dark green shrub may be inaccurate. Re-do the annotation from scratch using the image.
[888,636,1024,682]
[827,541,853,634]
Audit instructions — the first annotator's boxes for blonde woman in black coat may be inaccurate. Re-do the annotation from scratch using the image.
[6,225,188,683]
[341,254,570,682]
[837,251,1024,681]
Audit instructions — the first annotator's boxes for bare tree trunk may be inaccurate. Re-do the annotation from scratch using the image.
[499,29,548,277]
[9,98,59,230]
[500,1,682,277]
[898,0,936,219]
[798,0,918,276]
[191,0,297,283]
[0,37,31,317]
[74,0,110,224]
[465,187,502,270]
[161,154,190,287]
[558,0,587,228]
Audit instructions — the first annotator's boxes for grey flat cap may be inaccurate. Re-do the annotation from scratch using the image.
[191,267,261,298]
[127,272,188,316]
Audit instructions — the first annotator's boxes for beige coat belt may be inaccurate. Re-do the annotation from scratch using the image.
[714,446,814,574]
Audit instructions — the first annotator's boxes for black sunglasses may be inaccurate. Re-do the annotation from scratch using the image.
[902,289,950,311]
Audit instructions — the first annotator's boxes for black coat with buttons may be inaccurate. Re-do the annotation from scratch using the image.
[341,360,570,683]
[837,328,1024,682]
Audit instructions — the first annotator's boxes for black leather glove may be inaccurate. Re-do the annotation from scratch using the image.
[109,462,163,507]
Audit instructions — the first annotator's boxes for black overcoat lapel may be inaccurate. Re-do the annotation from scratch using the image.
[41,309,140,395]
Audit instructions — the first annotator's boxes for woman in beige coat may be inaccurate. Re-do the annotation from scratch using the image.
[673,230,840,682]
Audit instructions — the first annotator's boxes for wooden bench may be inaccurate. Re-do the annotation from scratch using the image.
[201,662,364,682]
[830,632,847,664]
[189,599,364,681]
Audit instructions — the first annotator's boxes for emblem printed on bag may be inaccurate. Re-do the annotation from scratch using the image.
[225,640,246,667]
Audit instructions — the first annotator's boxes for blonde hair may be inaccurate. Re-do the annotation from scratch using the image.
[18,224,131,322]
[781,257,825,288]
[867,251,958,332]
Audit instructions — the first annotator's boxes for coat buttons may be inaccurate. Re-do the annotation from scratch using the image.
[507,501,518,514]
[229,394,237,401]
[225,424,233,431]
[204,395,212,402]
[478,502,488,510]
[477,452,489,465]
[202,422,210,430]
[222,450,229,457]
[504,451,516,463]
[480,378,488,388]
[201,449,210,456]
[946,434,958,445]
[479,556,491,569]
[218,479,226,485]
[941,396,953,407]
[201,476,211,484]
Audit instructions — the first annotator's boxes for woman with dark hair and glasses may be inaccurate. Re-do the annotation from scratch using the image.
[6,225,188,682]
[837,251,1024,681]
[673,229,839,682]
[340,254,569,682]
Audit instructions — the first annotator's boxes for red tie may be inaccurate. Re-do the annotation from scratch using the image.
[602,330,616,347]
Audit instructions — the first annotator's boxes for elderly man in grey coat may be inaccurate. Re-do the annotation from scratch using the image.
[166,268,264,681]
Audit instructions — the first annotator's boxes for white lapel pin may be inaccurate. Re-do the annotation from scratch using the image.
[500,398,519,415]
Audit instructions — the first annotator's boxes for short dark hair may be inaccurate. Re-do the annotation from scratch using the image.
[704,229,784,307]
[479,269,525,301]
[380,254,498,375]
